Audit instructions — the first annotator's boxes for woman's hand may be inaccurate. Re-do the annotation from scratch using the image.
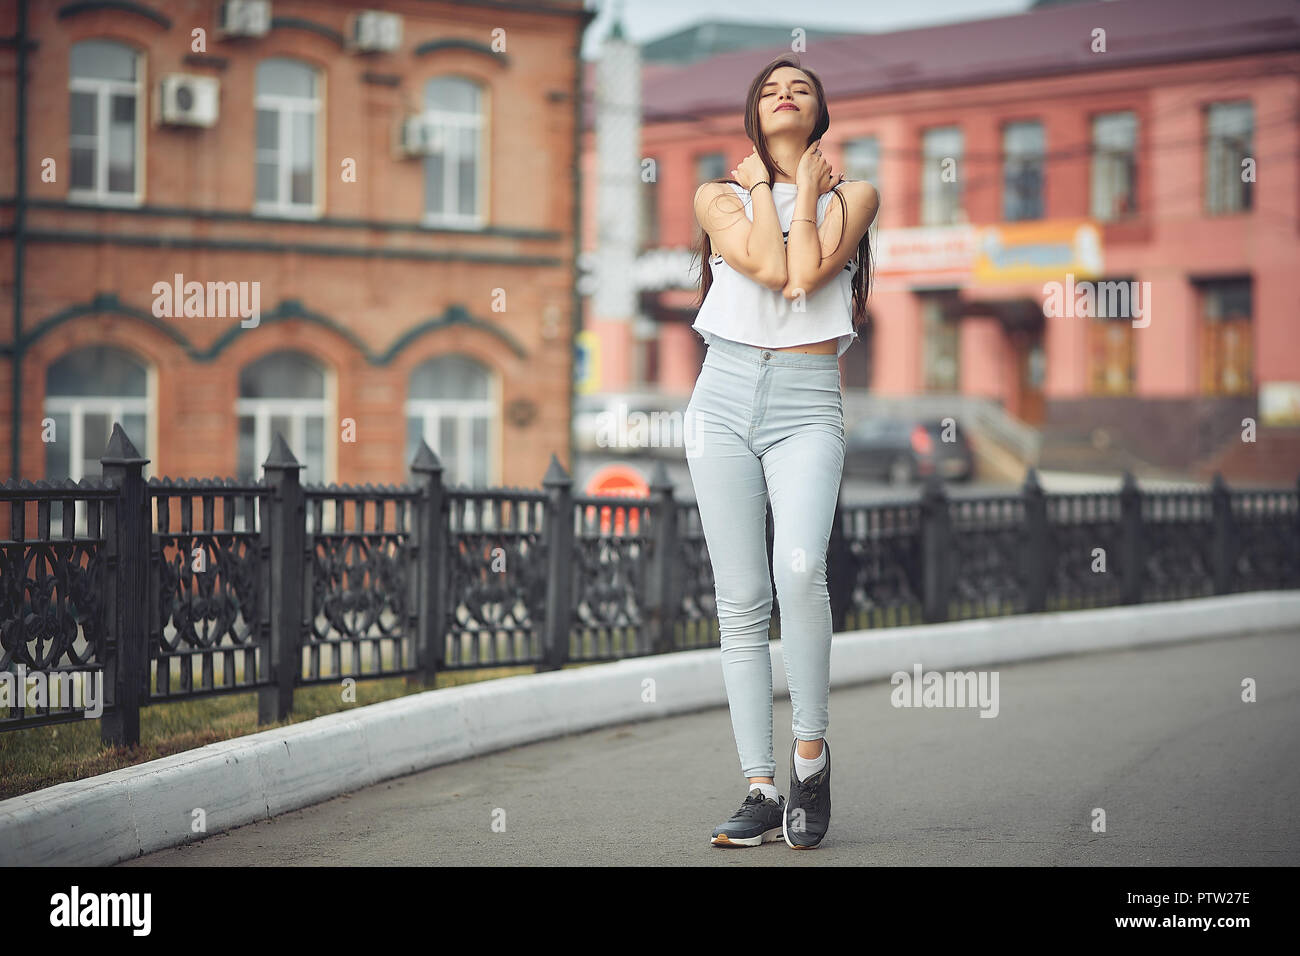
[796,139,842,194]
[730,148,770,192]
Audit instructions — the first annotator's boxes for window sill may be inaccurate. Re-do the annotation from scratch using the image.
[66,191,143,209]
[420,215,486,231]
[252,204,323,221]
[1100,217,1153,245]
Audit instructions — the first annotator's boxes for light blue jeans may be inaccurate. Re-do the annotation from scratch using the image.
[684,334,845,779]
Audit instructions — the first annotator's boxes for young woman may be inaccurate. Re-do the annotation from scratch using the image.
[687,54,878,849]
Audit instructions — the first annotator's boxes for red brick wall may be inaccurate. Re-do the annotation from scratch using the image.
[2,0,588,487]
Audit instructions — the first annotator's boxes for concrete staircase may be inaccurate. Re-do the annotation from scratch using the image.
[1035,425,1189,481]
[842,391,1041,483]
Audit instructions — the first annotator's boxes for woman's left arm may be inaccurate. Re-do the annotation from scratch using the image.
[781,180,879,301]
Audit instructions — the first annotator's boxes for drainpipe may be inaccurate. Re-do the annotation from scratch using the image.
[10,0,27,478]
[570,4,598,475]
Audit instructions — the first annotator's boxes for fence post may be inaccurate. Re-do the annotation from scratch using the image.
[826,497,851,631]
[540,454,573,672]
[99,423,149,749]
[410,441,445,686]
[644,461,679,655]
[1119,470,1143,605]
[1022,467,1048,613]
[1294,474,1300,589]
[765,500,778,635]
[1210,472,1233,595]
[920,473,951,623]
[258,432,304,725]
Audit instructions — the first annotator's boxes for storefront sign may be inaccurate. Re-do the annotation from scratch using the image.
[873,225,978,278]
[973,219,1104,284]
[625,220,1104,290]
[1261,382,1300,427]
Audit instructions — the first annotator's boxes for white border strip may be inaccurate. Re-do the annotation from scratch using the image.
[1,591,1297,866]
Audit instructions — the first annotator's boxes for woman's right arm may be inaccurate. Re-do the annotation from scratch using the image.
[694,182,788,292]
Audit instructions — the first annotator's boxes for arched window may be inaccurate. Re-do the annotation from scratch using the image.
[405,355,495,486]
[255,58,320,216]
[69,39,142,204]
[44,345,150,480]
[422,76,484,225]
[237,351,329,483]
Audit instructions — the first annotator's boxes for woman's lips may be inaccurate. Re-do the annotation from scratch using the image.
[776,104,798,112]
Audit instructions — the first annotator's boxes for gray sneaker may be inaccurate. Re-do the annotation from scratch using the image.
[784,739,830,849]
[711,789,786,847]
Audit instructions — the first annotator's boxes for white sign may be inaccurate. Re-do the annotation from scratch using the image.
[873,225,978,275]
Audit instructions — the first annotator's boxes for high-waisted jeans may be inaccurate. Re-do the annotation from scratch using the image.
[684,334,845,779]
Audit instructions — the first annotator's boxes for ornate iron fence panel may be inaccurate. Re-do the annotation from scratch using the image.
[1141,490,1215,602]
[569,494,652,661]
[5,418,1300,748]
[949,495,1026,618]
[301,486,419,684]
[1230,488,1299,591]
[1045,493,1124,609]
[0,480,117,729]
[838,500,923,629]
[443,489,547,670]
[148,478,271,700]
[674,502,718,650]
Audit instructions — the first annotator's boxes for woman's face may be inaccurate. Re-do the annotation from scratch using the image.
[758,66,817,138]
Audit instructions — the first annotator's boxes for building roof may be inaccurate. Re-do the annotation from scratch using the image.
[582,0,1300,126]
[638,20,858,66]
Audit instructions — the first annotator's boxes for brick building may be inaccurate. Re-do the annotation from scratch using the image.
[1,0,593,487]
[581,0,1300,479]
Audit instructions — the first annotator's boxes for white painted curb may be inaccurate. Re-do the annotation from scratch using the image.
[1,590,1296,866]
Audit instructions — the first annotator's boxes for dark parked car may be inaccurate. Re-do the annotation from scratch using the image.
[843,417,975,485]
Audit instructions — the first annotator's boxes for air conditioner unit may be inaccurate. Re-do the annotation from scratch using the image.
[396,115,444,158]
[349,10,403,53]
[158,74,220,128]
[217,0,271,38]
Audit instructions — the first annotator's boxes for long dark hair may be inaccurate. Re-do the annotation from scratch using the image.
[692,54,874,336]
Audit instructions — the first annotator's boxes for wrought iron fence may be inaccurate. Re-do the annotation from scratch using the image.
[3,422,1298,745]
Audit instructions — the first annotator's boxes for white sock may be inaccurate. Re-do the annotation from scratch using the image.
[794,741,826,782]
[748,782,780,802]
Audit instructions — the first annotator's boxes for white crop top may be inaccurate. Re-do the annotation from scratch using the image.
[693,181,858,358]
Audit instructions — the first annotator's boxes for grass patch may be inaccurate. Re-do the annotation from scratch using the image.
[0,665,536,802]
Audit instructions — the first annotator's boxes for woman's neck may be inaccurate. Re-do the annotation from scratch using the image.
[765,133,811,185]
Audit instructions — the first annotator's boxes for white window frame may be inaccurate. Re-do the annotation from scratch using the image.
[1002,120,1045,222]
[421,77,486,229]
[253,60,323,219]
[921,126,963,226]
[1090,111,1138,222]
[44,396,151,481]
[236,397,333,484]
[844,136,881,238]
[67,41,143,207]
[404,373,498,487]
[694,151,727,185]
[1205,100,1254,217]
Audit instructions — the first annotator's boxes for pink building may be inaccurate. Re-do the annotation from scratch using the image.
[579,0,1300,480]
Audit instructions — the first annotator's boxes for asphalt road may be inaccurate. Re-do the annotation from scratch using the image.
[121,629,1300,866]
